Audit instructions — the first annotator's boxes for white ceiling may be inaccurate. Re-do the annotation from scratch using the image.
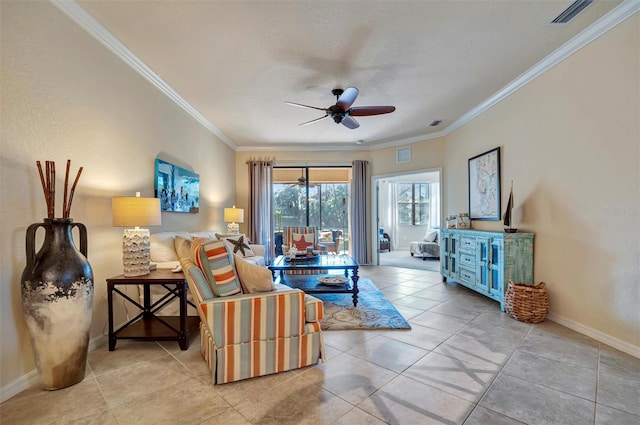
[65,0,625,151]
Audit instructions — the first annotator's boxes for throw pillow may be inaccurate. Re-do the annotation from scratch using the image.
[150,231,191,263]
[191,240,243,297]
[174,236,192,262]
[221,234,255,257]
[423,230,438,242]
[319,231,333,242]
[292,233,315,251]
[234,254,274,293]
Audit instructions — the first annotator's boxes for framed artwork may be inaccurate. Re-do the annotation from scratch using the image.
[468,147,501,220]
[154,159,200,213]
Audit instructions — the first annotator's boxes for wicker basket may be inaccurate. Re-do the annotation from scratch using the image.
[504,280,549,323]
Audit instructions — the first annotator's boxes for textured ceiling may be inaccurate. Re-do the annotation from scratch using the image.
[74,0,622,150]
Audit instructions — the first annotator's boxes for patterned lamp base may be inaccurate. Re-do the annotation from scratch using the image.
[122,228,151,277]
[226,222,239,234]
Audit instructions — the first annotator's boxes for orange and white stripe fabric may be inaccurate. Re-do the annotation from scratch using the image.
[191,240,242,297]
[182,259,324,385]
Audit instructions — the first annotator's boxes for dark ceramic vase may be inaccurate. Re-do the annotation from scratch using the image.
[21,218,94,390]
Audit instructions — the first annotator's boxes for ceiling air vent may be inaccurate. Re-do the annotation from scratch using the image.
[551,0,594,24]
[429,120,443,127]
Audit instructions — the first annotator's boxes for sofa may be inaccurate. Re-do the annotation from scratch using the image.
[150,230,325,384]
[150,230,266,269]
[148,230,265,315]
[409,228,440,260]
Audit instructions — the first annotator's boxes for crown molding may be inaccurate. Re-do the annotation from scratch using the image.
[50,0,638,153]
[442,0,640,137]
[235,144,371,152]
[236,0,639,152]
[50,0,236,150]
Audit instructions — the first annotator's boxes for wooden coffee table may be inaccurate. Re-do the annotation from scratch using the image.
[269,254,360,307]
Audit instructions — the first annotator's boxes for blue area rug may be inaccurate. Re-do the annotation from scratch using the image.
[315,279,411,330]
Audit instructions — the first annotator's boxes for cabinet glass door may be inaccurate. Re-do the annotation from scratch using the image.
[441,233,450,275]
[450,235,459,276]
[476,237,490,292]
[488,240,502,296]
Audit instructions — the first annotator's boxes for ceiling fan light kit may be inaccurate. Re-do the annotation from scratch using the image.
[286,86,395,130]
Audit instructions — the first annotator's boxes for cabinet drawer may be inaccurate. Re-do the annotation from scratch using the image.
[458,267,476,285]
[459,253,476,268]
[460,237,475,250]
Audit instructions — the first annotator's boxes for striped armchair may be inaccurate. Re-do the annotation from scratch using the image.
[180,256,325,384]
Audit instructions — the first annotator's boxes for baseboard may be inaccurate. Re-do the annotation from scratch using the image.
[0,334,109,404]
[547,312,640,359]
[0,369,40,404]
[89,334,108,352]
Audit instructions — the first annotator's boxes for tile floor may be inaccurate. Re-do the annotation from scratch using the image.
[2,266,639,425]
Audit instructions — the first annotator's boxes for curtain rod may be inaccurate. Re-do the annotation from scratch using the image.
[273,160,353,167]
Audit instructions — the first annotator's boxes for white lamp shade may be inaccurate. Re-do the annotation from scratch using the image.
[224,206,244,223]
[112,197,161,227]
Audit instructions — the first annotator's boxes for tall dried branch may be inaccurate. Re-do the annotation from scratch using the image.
[63,160,70,218]
[65,166,83,218]
[36,160,83,219]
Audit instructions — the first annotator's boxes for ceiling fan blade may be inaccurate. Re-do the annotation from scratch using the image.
[349,106,396,116]
[341,116,360,129]
[336,87,359,110]
[285,101,328,112]
[299,115,328,126]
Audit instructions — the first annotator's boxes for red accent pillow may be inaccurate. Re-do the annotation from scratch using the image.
[292,233,314,251]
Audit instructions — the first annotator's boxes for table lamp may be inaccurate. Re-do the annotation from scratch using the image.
[223,205,244,234]
[112,192,161,276]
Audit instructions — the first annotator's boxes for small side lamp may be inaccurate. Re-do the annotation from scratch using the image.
[223,205,244,234]
[112,192,161,277]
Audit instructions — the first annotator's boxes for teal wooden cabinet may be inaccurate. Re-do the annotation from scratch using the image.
[440,229,534,311]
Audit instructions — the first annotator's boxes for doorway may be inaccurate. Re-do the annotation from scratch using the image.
[372,168,442,269]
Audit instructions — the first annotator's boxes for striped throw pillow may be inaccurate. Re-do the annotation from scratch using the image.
[192,240,242,297]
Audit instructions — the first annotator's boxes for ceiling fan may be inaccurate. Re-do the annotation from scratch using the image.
[285,87,395,129]
[290,168,316,188]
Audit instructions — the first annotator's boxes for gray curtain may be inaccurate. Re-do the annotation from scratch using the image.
[247,157,274,263]
[351,160,371,264]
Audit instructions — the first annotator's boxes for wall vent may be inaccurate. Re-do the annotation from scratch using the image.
[396,147,411,163]
[551,0,594,24]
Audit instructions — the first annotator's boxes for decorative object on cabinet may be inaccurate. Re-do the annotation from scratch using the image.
[503,180,518,233]
[456,213,471,229]
[154,159,200,213]
[468,147,501,220]
[223,205,244,234]
[112,193,162,277]
[445,215,457,229]
[21,160,94,390]
[504,280,548,323]
[440,228,533,311]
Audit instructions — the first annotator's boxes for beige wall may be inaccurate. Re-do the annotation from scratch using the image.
[0,2,236,392]
[444,15,639,349]
[234,140,446,235]
[2,0,637,400]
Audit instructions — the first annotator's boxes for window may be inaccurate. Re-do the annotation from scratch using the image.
[398,183,429,225]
